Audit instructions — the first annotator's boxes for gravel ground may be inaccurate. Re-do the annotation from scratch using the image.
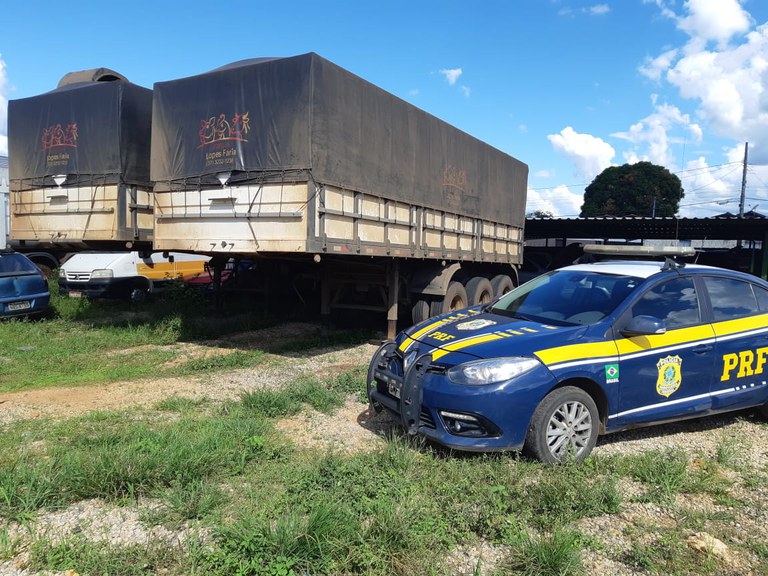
[2,322,768,575]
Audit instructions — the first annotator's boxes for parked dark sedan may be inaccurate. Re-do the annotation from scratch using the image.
[0,250,50,318]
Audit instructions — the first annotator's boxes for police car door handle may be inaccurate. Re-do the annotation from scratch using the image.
[692,344,712,354]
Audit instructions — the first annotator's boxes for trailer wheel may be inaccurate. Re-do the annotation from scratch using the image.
[411,299,431,324]
[490,274,514,298]
[465,277,494,306]
[130,288,147,303]
[430,281,468,316]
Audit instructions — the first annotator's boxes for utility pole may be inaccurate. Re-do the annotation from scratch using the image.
[739,142,748,218]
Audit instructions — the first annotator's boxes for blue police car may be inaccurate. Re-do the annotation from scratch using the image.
[367,255,768,462]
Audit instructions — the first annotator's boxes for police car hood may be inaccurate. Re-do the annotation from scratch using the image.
[396,308,590,367]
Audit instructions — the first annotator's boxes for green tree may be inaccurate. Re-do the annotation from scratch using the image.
[580,161,684,217]
[527,210,554,218]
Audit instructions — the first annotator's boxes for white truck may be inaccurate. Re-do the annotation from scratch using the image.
[58,251,211,301]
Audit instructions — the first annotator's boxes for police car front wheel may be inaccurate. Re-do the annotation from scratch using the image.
[523,386,599,464]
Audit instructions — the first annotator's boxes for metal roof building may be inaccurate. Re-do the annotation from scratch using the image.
[524,215,768,278]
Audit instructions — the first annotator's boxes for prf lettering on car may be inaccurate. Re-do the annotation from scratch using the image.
[721,347,768,381]
[429,331,456,342]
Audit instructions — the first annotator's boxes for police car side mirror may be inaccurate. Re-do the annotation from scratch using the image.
[621,315,666,337]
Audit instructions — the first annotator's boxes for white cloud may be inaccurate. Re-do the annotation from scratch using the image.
[534,169,552,178]
[558,4,610,17]
[611,96,702,168]
[639,48,679,82]
[643,2,768,163]
[439,68,462,86]
[0,54,8,156]
[526,184,585,218]
[460,85,471,98]
[676,155,742,216]
[407,88,420,97]
[547,126,616,181]
[679,0,751,45]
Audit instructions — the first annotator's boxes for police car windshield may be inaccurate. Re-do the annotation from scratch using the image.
[490,270,642,326]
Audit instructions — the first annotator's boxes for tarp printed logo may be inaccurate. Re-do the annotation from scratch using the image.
[656,355,682,397]
[198,112,250,148]
[41,122,78,168]
[41,123,78,150]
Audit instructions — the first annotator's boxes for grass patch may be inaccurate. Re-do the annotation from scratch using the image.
[2,363,765,574]
[239,375,345,418]
[498,526,584,576]
[27,537,205,576]
[623,530,722,575]
[0,280,372,393]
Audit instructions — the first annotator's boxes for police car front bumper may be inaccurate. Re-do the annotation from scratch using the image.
[367,340,552,452]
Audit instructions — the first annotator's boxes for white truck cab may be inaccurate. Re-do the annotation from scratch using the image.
[59,251,211,301]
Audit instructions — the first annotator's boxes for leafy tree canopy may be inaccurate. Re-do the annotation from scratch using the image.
[580,161,684,217]
[527,210,554,218]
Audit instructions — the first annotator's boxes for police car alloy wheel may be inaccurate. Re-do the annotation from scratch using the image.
[523,386,598,464]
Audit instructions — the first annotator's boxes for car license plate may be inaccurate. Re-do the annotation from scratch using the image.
[68,291,82,298]
[8,301,31,311]
[388,379,401,399]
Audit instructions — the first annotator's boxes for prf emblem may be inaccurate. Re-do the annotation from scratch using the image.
[656,355,682,397]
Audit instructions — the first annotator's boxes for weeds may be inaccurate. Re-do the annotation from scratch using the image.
[498,526,584,576]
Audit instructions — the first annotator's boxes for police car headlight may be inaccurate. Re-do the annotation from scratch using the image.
[447,357,541,385]
[91,269,114,279]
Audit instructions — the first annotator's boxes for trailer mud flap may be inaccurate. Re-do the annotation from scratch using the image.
[401,352,431,435]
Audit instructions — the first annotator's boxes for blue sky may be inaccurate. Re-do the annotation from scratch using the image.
[2,0,767,217]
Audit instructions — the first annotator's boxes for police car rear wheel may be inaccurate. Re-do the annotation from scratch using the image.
[523,386,598,464]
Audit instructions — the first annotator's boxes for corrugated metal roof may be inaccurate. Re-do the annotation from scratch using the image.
[524,216,768,241]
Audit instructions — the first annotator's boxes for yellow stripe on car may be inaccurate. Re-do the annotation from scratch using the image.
[616,324,716,355]
[534,341,619,366]
[399,312,473,353]
[431,332,505,360]
[712,313,768,338]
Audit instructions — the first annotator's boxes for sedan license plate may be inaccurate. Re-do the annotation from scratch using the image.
[68,291,82,298]
[387,379,402,399]
[8,301,31,311]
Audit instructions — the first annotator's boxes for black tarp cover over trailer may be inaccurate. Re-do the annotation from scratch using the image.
[8,80,153,190]
[150,53,528,228]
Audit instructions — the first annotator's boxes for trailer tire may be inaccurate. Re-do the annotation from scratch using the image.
[430,281,468,316]
[465,277,494,306]
[33,262,54,278]
[411,299,431,324]
[130,288,147,303]
[490,274,514,298]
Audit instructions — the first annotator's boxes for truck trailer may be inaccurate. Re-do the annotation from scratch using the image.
[7,68,154,272]
[151,53,528,336]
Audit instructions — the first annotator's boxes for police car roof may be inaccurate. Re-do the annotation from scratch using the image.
[560,260,721,279]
